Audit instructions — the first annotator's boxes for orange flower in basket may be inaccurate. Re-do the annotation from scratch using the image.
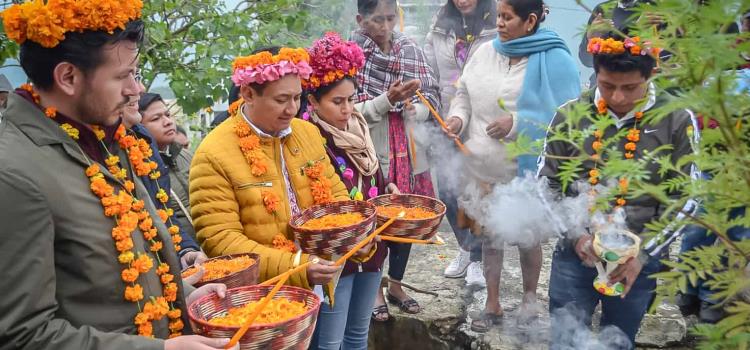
[301,213,365,229]
[181,255,256,283]
[376,205,436,220]
[208,297,308,326]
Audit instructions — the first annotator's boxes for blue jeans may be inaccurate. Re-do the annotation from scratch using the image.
[310,271,382,350]
[548,245,662,350]
[680,207,750,303]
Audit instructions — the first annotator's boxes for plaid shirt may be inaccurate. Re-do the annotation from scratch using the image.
[352,30,440,113]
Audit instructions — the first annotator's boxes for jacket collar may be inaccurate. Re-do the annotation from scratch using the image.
[3,92,76,147]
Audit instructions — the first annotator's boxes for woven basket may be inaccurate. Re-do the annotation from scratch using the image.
[183,253,260,289]
[368,194,446,240]
[189,285,320,350]
[290,200,377,256]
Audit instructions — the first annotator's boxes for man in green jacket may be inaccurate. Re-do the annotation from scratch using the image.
[0,1,235,349]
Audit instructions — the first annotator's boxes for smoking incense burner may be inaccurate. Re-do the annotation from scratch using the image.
[591,228,641,296]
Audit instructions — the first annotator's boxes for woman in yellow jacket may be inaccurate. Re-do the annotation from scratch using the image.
[190,47,348,289]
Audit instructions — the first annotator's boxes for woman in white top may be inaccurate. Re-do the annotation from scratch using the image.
[444,0,581,332]
[424,0,498,286]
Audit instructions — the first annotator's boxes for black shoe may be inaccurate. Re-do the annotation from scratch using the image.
[676,293,700,317]
[699,301,726,324]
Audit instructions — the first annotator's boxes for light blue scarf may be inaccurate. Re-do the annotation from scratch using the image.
[493,28,581,175]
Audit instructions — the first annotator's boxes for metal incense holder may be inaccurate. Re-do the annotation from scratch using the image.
[591,229,641,296]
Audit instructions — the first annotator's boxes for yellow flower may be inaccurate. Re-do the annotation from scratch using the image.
[118,251,135,264]
[59,123,80,140]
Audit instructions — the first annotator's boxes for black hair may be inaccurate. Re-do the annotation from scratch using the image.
[310,77,358,102]
[593,36,656,79]
[138,92,164,113]
[434,0,496,38]
[504,0,547,33]
[357,0,397,16]
[20,20,145,91]
[245,46,281,96]
[228,84,241,104]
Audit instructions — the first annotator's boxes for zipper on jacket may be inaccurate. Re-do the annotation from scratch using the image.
[235,181,273,190]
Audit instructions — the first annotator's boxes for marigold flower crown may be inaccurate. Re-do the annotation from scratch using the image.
[1,0,143,49]
[302,32,365,91]
[231,47,313,86]
[587,36,662,58]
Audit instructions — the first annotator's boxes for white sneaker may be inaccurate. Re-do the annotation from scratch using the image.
[444,248,471,278]
[465,261,486,288]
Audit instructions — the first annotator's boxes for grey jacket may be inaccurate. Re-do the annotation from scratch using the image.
[538,87,700,257]
[162,142,195,240]
[0,93,187,349]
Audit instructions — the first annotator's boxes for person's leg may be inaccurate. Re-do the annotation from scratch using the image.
[386,241,419,313]
[342,271,384,349]
[310,274,355,350]
[483,244,504,315]
[517,243,543,321]
[548,245,600,350]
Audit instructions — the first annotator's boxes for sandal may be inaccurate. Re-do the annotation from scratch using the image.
[470,312,503,333]
[372,304,390,322]
[386,292,421,314]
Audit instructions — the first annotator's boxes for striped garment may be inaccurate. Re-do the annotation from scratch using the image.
[352,29,440,113]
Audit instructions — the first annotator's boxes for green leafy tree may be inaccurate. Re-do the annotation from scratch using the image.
[509,1,750,348]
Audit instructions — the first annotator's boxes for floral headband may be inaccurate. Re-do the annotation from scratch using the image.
[2,0,143,48]
[231,48,313,86]
[302,32,365,91]
[587,36,662,57]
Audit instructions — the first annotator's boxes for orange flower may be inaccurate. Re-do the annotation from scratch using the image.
[121,268,139,283]
[168,309,182,320]
[168,225,180,235]
[160,273,174,284]
[250,157,268,177]
[157,263,170,275]
[262,191,280,214]
[150,241,164,252]
[626,129,640,142]
[149,171,161,180]
[60,123,80,140]
[592,141,603,152]
[238,135,260,151]
[625,152,635,159]
[134,312,150,325]
[310,178,333,205]
[589,177,599,185]
[124,180,135,193]
[116,238,134,252]
[168,319,184,332]
[85,164,100,177]
[593,130,603,139]
[629,45,641,55]
[596,99,608,115]
[591,153,600,161]
[157,209,169,222]
[172,235,182,244]
[137,322,153,337]
[92,125,106,140]
[624,142,637,151]
[588,169,600,178]
[272,234,297,253]
[111,226,130,241]
[105,155,120,167]
[45,107,57,118]
[635,111,644,120]
[138,217,153,232]
[124,284,144,302]
[616,198,627,206]
[163,282,178,302]
[156,189,169,204]
[132,254,153,273]
[303,162,324,179]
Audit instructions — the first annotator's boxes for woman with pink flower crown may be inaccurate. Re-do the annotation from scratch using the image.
[303,32,401,350]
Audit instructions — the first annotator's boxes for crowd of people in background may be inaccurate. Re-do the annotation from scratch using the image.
[0,0,748,350]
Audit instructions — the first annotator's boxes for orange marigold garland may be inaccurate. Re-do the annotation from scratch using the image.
[27,83,184,338]
[234,117,268,177]
[303,160,333,205]
[262,190,281,214]
[1,0,144,49]
[590,99,644,207]
[272,234,297,253]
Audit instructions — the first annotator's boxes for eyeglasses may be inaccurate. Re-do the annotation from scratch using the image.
[135,70,143,83]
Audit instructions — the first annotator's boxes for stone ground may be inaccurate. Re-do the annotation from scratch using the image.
[368,221,694,350]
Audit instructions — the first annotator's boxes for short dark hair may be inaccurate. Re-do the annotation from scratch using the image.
[593,36,656,79]
[245,46,281,96]
[138,92,164,113]
[504,0,547,33]
[20,20,145,91]
[310,77,358,102]
[357,0,397,16]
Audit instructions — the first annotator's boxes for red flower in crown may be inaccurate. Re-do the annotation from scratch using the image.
[303,32,365,90]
